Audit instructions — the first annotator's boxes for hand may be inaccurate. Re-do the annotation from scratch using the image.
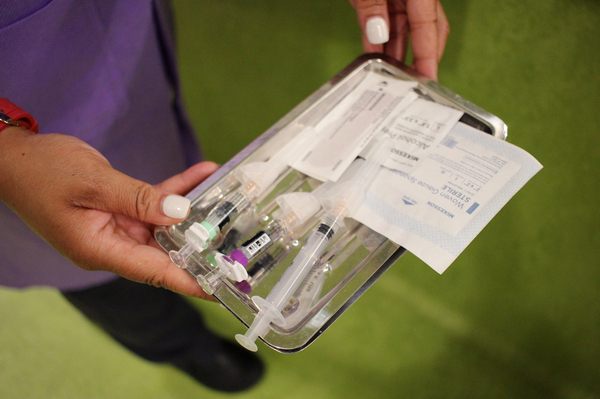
[349,0,450,81]
[0,127,219,300]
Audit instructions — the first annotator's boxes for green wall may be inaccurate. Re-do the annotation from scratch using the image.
[1,1,599,397]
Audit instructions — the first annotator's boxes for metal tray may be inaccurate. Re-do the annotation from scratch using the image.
[155,54,506,353]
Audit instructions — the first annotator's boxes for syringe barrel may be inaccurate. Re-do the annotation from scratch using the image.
[283,260,328,318]
[203,190,249,233]
[265,214,342,310]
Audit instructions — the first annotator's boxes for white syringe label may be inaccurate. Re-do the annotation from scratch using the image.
[245,232,272,257]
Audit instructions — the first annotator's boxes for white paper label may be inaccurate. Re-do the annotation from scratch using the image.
[382,98,464,175]
[292,72,418,181]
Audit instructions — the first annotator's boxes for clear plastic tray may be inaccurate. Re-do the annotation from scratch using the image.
[155,54,506,353]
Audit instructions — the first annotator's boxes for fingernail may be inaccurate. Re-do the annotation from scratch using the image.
[162,195,191,219]
[366,16,389,45]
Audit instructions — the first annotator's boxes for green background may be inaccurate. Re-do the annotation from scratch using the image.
[2,0,599,397]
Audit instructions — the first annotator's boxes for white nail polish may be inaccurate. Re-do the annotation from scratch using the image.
[366,16,389,45]
[162,195,191,219]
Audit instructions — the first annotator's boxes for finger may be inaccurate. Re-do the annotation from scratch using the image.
[104,241,216,301]
[145,239,219,302]
[362,34,384,55]
[350,0,390,52]
[156,161,219,195]
[384,4,409,62]
[436,1,450,63]
[406,0,441,80]
[74,166,192,226]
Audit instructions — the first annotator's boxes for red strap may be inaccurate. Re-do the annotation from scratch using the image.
[0,98,39,133]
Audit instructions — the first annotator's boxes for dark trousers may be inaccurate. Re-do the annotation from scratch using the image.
[61,277,219,364]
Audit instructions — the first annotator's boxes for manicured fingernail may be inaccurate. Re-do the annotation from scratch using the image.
[366,16,389,44]
[162,195,190,219]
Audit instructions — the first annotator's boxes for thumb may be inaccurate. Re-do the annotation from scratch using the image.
[78,166,191,226]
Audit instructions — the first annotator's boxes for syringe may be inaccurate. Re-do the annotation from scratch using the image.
[169,127,318,269]
[282,226,387,324]
[235,134,392,351]
[281,260,329,324]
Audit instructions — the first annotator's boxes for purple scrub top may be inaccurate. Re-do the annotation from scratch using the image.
[0,0,202,290]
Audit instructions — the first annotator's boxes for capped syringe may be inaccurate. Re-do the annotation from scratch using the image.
[235,134,392,351]
[169,127,318,269]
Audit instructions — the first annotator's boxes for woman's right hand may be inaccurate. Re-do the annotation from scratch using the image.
[349,0,450,81]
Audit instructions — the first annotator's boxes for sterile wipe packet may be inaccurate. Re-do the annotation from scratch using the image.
[381,97,464,174]
[354,121,543,273]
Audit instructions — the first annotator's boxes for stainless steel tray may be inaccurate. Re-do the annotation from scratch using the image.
[155,54,506,353]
